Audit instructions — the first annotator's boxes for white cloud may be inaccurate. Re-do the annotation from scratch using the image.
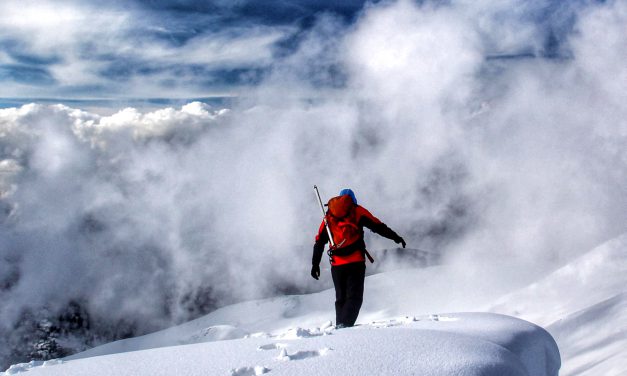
[157,28,292,67]
[0,1,130,56]
[0,1,291,97]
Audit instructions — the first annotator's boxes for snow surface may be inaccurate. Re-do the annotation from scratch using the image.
[4,233,627,375]
[488,233,627,375]
[5,313,558,376]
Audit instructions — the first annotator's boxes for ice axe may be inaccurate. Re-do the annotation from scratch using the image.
[314,185,336,249]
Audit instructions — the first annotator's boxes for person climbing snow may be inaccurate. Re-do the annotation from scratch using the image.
[311,188,406,328]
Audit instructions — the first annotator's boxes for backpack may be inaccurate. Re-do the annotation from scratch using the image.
[326,195,361,249]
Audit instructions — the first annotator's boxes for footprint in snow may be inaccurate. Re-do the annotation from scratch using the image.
[246,332,271,339]
[428,314,458,322]
[229,365,270,376]
[369,314,459,327]
[278,327,323,339]
[257,343,286,351]
[370,316,417,328]
[277,347,331,361]
[180,325,248,345]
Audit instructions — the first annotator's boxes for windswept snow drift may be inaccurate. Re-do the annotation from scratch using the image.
[5,313,559,376]
[489,233,627,375]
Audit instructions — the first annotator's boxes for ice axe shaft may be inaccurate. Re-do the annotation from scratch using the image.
[314,185,336,249]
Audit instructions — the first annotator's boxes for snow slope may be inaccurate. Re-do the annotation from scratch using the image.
[49,263,524,362]
[5,313,559,376]
[488,234,627,375]
[2,266,562,376]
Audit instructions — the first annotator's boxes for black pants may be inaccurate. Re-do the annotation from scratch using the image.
[331,262,366,327]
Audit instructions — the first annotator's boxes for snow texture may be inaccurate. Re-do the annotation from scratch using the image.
[489,234,627,375]
[2,313,558,376]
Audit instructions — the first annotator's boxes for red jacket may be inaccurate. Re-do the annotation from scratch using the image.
[313,205,401,266]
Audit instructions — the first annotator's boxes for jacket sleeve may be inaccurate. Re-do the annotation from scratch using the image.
[312,220,328,266]
[358,206,403,243]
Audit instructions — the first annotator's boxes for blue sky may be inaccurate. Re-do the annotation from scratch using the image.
[0,0,373,107]
[0,0,594,108]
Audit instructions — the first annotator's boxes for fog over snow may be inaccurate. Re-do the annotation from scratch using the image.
[1,0,627,371]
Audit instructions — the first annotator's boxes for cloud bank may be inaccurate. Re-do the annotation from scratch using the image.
[1,0,627,368]
[0,0,300,99]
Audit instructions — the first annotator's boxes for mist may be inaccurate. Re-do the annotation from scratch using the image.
[1,0,627,367]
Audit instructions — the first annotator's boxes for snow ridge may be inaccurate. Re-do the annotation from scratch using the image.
[3,313,559,376]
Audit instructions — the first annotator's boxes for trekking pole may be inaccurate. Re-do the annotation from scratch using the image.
[314,185,336,249]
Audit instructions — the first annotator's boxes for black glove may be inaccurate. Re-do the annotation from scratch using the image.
[311,264,320,280]
[396,237,406,248]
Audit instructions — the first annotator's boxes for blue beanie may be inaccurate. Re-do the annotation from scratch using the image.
[339,188,357,205]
